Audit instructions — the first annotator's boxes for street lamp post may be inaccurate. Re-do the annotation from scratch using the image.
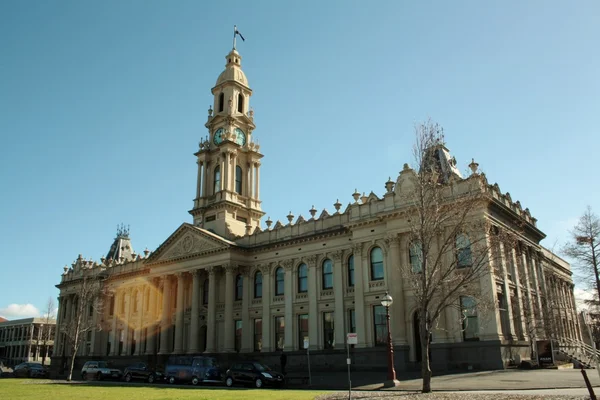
[381,292,400,387]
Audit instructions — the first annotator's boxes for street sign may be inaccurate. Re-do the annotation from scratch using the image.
[303,337,309,349]
[347,333,358,345]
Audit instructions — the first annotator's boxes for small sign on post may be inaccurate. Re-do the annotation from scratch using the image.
[304,337,309,350]
[347,333,358,345]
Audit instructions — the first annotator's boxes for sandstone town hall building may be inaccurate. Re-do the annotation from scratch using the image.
[52,40,582,373]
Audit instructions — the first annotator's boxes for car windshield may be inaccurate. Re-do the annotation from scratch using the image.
[30,364,43,369]
[97,362,107,368]
[252,362,270,372]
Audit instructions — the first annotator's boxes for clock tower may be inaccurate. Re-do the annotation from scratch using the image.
[189,47,265,238]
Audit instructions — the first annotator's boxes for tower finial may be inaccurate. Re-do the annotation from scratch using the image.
[233,25,245,50]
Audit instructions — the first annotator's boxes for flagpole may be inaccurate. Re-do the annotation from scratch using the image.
[233,25,237,50]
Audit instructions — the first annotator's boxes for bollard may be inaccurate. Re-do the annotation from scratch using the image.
[580,366,597,400]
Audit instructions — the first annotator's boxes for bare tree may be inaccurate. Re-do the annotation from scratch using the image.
[61,276,104,381]
[39,297,56,366]
[399,120,516,393]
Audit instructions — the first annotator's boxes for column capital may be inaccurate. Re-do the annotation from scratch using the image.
[385,233,401,247]
[258,263,273,275]
[352,242,363,256]
[223,263,238,274]
[282,259,294,271]
[206,266,218,276]
[304,254,318,267]
[331,250,343,262]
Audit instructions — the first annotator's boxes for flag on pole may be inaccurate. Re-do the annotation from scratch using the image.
[235,26,245,41]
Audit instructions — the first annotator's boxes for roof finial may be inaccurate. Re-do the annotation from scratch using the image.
[233,25,245,50]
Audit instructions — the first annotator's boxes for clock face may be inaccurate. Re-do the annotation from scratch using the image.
[213,128,224,145]
[234,128,246,146]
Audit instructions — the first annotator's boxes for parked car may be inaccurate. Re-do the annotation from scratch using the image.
[12,362,48,378]
[81,361,122,381]
[224,361,284,388]
[123,362,162,383]
[0,359,13,377]
[164,355,223,385]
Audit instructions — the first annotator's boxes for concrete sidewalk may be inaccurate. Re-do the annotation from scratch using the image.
[288,368,600,391]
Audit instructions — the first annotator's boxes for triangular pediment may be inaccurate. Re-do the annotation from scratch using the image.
[146,223,236,264]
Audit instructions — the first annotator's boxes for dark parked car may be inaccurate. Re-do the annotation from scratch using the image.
[164,355,223,385]
[224,361,284,388]
[123,362,162,383]
[13,362,48,378]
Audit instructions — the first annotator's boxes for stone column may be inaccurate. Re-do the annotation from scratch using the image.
[241,270,252,352]
[145,280,158,355]
[54,297,63,356]
[478,231,502,341]
[203,161,210,197]
[134,288,144,355]
[223,151,229,192]
[63,295,72,356]
[220,157,225,191]
[332,251,345,349]
[196,160,202,200]
[90,296,99,356]
[188,270,201,353]
[261,264,272,352]
[498,242,516,339]
[283,260,294,350]
[388,234,407,345]
[205,267,217,353]
[246,162,252,198]
[123,289,133,355]
[223,264,236,352]
[255,162,261,199]
[173,273,185,354]
[230,152,236,191]
[353,243,367,348]
[307,255,319,350]
[159,276,172,354]
[510,248,527,339]
[110,293,118,355]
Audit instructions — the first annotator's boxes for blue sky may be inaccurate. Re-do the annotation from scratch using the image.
[1,1,598,319]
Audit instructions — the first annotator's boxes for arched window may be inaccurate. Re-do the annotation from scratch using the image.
[370,247,384,281]
[409,241,423,273]
[322,259,333,289]
[213,165,221,194]
[237,93,244,113]
[218,93,224,112]
[275,267,284,296]
[456,234,473,268]
[235,165,243,195]
[254,271,263,298]
[297,264,308,293]
[235,274,243,300]
[347,255,355,287]
[203,279,209,305]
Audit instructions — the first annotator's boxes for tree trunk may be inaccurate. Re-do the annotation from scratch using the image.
[67,348,77,381]
[41,345,46,367]
[420,317,432,393]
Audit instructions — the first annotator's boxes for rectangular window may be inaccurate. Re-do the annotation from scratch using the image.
[323,312,335,349]
[275,316,285,351]
[254,319,262,352]
[298,314,309,350]
[373,305,387,346]
[109,297,115,316]
[348,309,356,334]
[234,320,242,352]
[461,296,479,341]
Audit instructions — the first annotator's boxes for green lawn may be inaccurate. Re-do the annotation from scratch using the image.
[0,379,326,400]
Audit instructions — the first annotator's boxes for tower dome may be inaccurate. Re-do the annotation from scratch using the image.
[215,49,249,87]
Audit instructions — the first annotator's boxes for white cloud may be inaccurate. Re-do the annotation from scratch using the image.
[574,288,595,311]
[0,304,41,320]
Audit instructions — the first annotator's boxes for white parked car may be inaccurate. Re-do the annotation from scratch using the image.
[81,361,122,381]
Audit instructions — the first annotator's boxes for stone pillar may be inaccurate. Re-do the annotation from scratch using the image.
[134,287,144,355]
[90,296,99,356]
[189,270,201,353]
[54,296,62,356]
[520,248,536,337]
[332,251,346,349]
[63,295,72,356]
[510,248,527,339]
[283,260,294,350]
[145,280,158,355]
[123,289,133,355]
[223,151,230,192]
[159,276,172,354]
[203,161,210,197]
[307,255,319,350]
[173,273,185,354]
[261,264,272,352]
[109,293,118,355]
[223,264,236,352]
[255,162,261,199]
[220,156,225,191]
[205,267,217,353]
[241,270,252,352]
[478,231,502,341]
[230,152,236,191]
[196,160,202,199]
[246,162,252,198]
[352,243,367,348]
[498,242,516,339]
[388,234,407,345]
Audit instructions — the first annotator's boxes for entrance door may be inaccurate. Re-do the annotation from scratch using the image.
[413,312,422,362]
